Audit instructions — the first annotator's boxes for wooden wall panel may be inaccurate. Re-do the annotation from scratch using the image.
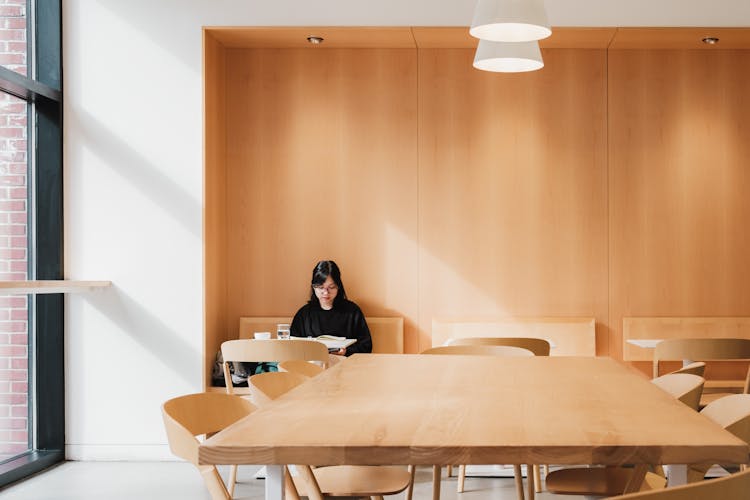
[203,32,227,388]
[609,50,750,360]
[417,49,609,353]
[224,48,420,352]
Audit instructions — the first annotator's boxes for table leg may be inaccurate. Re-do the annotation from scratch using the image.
[666,464,688,486]
[266,465,286,500]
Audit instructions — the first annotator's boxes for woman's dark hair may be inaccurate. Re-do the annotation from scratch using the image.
[309,260,347,305]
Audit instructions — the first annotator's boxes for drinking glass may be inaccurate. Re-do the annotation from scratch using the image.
[277,323,291,340]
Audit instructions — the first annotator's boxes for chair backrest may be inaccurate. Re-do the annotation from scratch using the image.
[278,359,325,378]
[608,467,750,500]
[432,317,595,356]
[446,337,551,356]
[248,371,309,406]
[700,394,750,444]
[162,392,256,500]
[221,339,328,394]
[669,361,706,377]
[651,373,705,411]
[420,345,534,356]
[653,338,750,377]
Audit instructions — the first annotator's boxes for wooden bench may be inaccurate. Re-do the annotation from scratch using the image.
[431,317,596,356]
[238,316,404,353]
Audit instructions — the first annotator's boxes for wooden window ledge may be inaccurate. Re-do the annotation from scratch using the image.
[0,280,112,295]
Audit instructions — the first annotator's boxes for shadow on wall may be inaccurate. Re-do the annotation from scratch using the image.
[84,286,200,386]
[66,108,201,240]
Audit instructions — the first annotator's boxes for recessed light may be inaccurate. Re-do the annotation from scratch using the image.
[307,36,324,45]
[701,37,719,45]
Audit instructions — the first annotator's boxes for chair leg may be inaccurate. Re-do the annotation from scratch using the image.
[228,464,238,497]
[526,465,535,500]
[447,464,453,477]
[457,464,466,493]
[513,464,525,500]
[371,496,384,500]
[533,464,542,492]
[297,465,325,500]
[284,467,301,500]
[405,465,416,500]
[432,465,442,500]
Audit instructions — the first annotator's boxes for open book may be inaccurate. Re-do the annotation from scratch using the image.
[313,335,357,350]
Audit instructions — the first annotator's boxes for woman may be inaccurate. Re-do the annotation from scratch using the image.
[290,260,372,356]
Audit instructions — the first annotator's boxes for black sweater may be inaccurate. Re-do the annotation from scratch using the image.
[290,299,372,355]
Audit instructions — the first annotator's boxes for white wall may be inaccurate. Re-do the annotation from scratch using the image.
[63,0,750,460]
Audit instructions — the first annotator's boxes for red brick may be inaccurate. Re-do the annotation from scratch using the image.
[0,310,8,321]
[9,237,25,248]
[9,309,25,321]
[0,29,24,41]
[9,358,25,370]
[0,273,25,281]
[0,53,23,65]
[9,140,25,151]
[6,41,25,53]
[9,331,27,341]
[0,262,7,272]
[0,200,24,211]
[0,225,24,235]
[0,443,28,454]
[10,382,26,393]
[0,297,24,308]
[9,261,25,272]
[0,406,7,417]
[10,407,25,419]
[0,323,24,333]
[10,430,27,442]
[6,116,25,127]
[0,395,26,406]
[0,369,25,381]
[0,345,24,356]
[8,213,24,224]
[8,187,25,199]
[0,359,8,370]
[0,175,24,186]
[0,213,7,223]
[2,18,25,31]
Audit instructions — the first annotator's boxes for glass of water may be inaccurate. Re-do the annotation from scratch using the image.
[277,323,291,340]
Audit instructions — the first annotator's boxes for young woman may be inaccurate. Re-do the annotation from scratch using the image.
[290,260,372,356]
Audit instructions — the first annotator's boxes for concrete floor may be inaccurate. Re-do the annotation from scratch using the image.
[0,462,583,500]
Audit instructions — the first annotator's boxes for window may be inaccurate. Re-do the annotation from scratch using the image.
[0,0,62,486]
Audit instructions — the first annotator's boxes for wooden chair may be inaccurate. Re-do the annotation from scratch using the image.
[220,339,329,395]
[247,371,310,406]
[608,464,750,500]
[421,343,534,500]
[651,373,706,411]
[687,394,750,482]
[278,359,325,378]
[652,338,750,407]
[420,344,534,357]
[444,337,550,494]
[249,371,413,500]
[446,336,551,356]
[545,373,706,497]
[669,361,706,377]
[162,392,256,500]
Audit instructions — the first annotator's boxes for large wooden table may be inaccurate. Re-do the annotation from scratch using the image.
[199,354,749,499]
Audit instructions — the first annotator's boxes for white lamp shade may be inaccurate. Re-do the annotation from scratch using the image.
[473,39,544,73]
[470,0,551,42]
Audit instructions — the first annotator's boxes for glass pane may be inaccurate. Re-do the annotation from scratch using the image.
[0,91,29,460]
[0,0,27,77]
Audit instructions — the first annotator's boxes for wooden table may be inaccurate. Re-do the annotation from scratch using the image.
[199,354,749,499]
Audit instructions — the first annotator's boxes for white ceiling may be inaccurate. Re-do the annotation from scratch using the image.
[206,0,750,27]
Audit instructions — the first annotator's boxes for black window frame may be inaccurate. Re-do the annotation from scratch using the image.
[0,0,63,487]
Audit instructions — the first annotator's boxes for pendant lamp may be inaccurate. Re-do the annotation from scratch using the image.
[473,39,543,73]
[470,0,551,42]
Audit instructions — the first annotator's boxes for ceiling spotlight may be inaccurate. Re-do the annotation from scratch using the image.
[306,36,324,44]
[701,37,719,45]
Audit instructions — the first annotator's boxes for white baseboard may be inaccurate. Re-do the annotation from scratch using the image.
[65,444,175,461]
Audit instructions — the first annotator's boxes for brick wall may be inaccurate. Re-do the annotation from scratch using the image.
[0,0,28,459]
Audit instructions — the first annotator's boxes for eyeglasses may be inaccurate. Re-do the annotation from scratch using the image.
[313,284,338,293]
